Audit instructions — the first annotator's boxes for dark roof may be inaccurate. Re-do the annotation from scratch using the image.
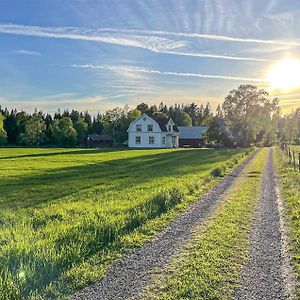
[148,114,179,132]
[87,134,113,142]
[178,126,209,139]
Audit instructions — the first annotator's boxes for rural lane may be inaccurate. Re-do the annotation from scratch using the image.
[72,151,257,300]
[234,148,296,300]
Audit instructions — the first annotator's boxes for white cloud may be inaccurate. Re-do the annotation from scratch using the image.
[71,64,268,83]
[13,49,42,56]
[95,28,300,47]
[0,23,273,62]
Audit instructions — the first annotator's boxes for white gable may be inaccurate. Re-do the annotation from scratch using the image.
[127,113,179,148]
[127,113,162,133]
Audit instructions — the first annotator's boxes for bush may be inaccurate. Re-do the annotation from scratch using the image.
[210,167,224,177]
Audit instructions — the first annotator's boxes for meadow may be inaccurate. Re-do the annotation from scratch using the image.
[0,147,249,299]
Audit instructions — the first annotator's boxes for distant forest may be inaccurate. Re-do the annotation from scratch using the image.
[0,85,299,147]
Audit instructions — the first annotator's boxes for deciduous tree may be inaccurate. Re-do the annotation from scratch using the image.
[0,112,7,145]
[53,117,77,146]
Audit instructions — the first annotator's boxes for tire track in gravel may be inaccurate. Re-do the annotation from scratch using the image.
[234,148,296,300]
[72,150,258,300]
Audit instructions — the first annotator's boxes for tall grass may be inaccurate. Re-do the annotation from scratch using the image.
[0,147,249,299]
[275,147,300,297]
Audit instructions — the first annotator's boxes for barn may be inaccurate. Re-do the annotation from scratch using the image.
[178,126,209,148]
[85,134,114,148]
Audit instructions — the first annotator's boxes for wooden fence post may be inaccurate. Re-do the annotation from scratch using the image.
[293,151,296,170]
[298,153,300,172]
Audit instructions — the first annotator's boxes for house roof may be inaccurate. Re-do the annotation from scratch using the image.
[149,114,179,132]
[178,126,209,139]
[87,134,114,142]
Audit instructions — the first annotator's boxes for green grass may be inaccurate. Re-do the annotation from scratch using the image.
[274,146,300,297]
[0,147,251,299]
[143,148,268,300]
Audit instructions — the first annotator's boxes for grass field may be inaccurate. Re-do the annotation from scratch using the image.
[143,148,267,299]
[275,146,300,297]
[0,147,250,299]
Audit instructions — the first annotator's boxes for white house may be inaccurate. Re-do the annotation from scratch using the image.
[127,113,179,148]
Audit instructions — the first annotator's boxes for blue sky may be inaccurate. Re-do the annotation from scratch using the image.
[0,0,300,114]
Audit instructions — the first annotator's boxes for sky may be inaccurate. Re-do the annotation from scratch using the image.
[0,0,300,114]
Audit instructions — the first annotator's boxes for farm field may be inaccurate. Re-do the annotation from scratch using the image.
[0,147,249,299]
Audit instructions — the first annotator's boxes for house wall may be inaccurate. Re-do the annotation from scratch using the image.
[128,115,163,148]
[128,114,179,148]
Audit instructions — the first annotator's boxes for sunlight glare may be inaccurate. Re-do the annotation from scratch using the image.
[268,58,300,91]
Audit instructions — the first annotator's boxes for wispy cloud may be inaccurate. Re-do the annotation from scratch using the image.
[0,24,271,62]
[95,28,300,47]
[13,49,42,56]
[71,64,268,83]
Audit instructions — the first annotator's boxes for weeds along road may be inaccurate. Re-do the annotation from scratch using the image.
[73,151,258,300]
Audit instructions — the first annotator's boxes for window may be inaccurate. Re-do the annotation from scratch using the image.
[147,124,153,132]
[168,125,172,131]
[149,136,155,144]
[136,124,142,132]
[136,136,141,144]
[162,137,166,144]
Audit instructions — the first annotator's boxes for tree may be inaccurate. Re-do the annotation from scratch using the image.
[127,109,142,122]
[136,103,149,114]
[216,104,223,118]
[203,102,212,118]
[91,113,104,134]
[203,118,232,146]
[183,102,199,125]
[17,112,46,146]
[83,111,92,133]
[0,112,7,145]
[173,110,192,126]
[53,117,77,146]
[280,110,299,144]
[222,84,279,146]
[73,117,88,144]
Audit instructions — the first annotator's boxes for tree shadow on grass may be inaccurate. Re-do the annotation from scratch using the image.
[0,148,129,160]
[0,148,240,210]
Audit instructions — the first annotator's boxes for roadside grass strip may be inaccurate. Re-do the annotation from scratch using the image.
[275,147,300,297]
[0,148,252,299]
[143,148,268,300]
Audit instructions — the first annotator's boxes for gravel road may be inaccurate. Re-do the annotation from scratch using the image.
[72,151,257,300]
[234,148,296,300]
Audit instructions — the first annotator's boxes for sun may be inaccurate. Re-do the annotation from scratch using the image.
[267,58,300,91]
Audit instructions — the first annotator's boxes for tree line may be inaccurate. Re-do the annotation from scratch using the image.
[0,101,214,147]
[0,85,299,147]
